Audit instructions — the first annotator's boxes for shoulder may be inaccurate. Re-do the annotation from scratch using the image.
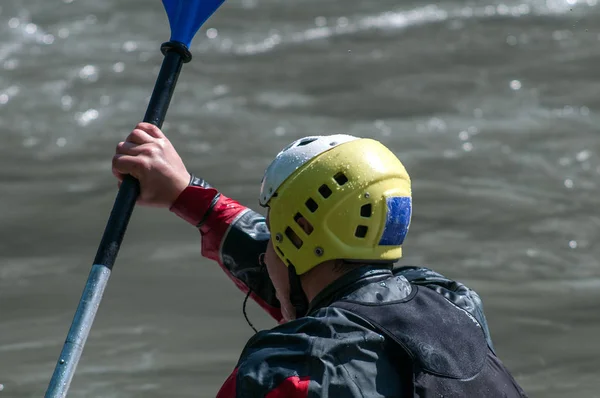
[394,265,495,350]
[394,266,486,314]
[235,308,392,397]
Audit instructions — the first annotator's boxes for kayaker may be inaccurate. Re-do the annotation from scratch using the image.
[112,122,528,397]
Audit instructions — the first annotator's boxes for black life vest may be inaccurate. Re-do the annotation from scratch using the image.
[333,285,528,397]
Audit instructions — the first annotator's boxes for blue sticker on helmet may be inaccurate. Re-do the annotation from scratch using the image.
[378,197,412,246]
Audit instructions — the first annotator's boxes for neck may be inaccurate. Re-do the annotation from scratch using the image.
[299,260,347,303]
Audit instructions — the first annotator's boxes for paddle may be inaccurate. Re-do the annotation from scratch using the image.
[44,1,226,396]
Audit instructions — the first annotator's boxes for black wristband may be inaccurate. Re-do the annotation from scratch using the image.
[189,173,213,189]
[196,193,221,228]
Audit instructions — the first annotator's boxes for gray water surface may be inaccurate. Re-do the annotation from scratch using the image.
[1,0,599,396]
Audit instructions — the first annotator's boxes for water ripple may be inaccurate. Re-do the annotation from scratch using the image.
[221,1,596,55]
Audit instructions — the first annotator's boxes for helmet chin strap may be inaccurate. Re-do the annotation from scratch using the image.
[288,264,309,319]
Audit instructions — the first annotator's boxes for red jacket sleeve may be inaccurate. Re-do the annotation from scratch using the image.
[170,184,283,322]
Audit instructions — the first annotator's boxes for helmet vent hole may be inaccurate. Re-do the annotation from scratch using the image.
[276,246,285,257]
[294,213,314,235]
[360,204,372,218]
[355,225,368,238]
[285,227,303,249]
[305,198,319,213]
[318,184,332,198]
[334,172,348,186]
[297,138,318,147]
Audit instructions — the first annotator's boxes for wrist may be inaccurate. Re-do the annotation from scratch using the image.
[169,172,192,207]
[169,174,219,226]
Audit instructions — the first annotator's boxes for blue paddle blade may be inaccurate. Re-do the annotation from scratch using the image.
[162,0,226,48]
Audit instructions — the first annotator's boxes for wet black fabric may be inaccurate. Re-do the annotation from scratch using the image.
[220,210,280,312]
[333,285,527,397]
[334,286,487,378]
[229,265,528,397]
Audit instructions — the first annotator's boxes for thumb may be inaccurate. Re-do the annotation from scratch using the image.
[112,166,125,182]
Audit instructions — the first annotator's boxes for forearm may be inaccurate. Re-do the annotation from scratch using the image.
[170,175,283,322]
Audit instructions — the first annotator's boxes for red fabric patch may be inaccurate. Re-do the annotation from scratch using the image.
[216,367,238,398]
[169,186,220,226]
[266,376,310,398]
[217,370,310,398]
[197,194,246,260]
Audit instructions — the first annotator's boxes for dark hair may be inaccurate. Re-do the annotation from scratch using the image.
[332,260,395,275]
[332,260,363,274]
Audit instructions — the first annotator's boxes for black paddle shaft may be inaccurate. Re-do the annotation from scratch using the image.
[45,41,193,398]
[93,41,192,269]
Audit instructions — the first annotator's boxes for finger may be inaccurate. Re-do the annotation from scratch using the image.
[112,153,148,178]
[136,122,165,139]
[116,141,158,156]
[116,141,143,156]
[125,128,155,145]
[112,154,129,180]
[112,166,125,182]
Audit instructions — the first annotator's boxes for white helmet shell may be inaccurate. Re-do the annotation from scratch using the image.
[259,134,360,206]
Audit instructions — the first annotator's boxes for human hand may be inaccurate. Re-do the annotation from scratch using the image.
[112,122,190,208]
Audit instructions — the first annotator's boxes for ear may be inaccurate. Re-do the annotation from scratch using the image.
[295,216,314,235]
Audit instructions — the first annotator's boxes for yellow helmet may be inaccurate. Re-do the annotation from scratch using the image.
[260,135,412,275]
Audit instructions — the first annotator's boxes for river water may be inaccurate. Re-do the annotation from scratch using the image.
[1,0,599,396]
